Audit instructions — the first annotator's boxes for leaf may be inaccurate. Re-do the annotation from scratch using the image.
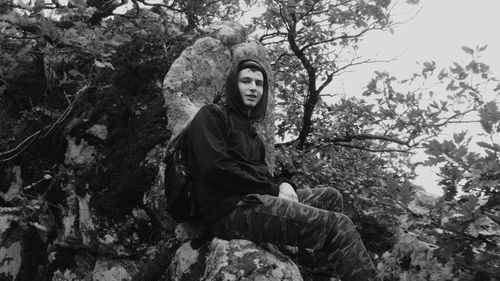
[450,63,464,76]
[68,69,82,78]
[453,131,467,144]
[477,45,488,52]
[33,0,46,13]
[494,83,500,92]
[68,0,87,9]
[477,142,500,152]
[94,60,115,70]
[400,181,413,205]
[31,222,48,232]
[479,101,500,134]
[438,68,448,80]
[462,46,474,55]
[460,195,479,217]
[94,60,106,68]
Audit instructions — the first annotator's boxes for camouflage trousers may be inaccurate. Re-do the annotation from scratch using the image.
[210,187,380,281]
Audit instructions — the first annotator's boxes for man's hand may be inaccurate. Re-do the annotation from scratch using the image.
[278,182,298,202]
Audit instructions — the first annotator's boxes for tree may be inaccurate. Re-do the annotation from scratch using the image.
[255,0,397,149]
[373,46,500,280]
[2,0,499,279]
[252,1,500,279]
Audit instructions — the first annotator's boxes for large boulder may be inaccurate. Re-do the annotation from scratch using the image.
[0,20,284,281]
[170,238,303,281]
[0,207,23,281]
[163,21,275,169]
[163,21,299,281]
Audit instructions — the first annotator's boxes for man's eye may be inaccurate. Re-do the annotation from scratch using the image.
[256,81,263,86]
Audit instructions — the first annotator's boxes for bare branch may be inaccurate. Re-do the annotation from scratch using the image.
[322,133,411,146]
[331,143,411,153]
[136,0,182,12]
[0,82,92,163]
[317,72,334,94]
[300,22,384,53]
[260,32,288,42]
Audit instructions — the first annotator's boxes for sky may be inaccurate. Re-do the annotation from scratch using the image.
[335,0,500,92]
[326,0,500,195]
[245,0,500,196]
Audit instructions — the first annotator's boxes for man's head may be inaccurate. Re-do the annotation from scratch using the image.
[226,59,268,121]
[237,66,264,109]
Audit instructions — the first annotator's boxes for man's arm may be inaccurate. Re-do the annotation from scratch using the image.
[188,105,280,196]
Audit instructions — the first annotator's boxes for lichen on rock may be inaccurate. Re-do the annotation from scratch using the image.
[170,238,303,281]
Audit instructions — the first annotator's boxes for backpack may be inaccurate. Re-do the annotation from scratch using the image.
[163,104,230,222]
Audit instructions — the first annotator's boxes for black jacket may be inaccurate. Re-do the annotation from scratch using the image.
[187,59,280,223]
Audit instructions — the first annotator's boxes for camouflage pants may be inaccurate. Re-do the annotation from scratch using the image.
[210,187,380,281]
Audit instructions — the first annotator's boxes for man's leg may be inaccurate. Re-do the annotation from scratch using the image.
[297,187,344,213]
[295,187,345,279]
[210,194,379,281]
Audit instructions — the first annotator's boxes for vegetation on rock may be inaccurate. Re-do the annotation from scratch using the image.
[0,0,498,280]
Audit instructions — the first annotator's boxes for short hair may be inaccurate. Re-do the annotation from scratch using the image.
[238,60,265,75]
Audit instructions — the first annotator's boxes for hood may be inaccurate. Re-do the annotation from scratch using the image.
[225,59,269,122]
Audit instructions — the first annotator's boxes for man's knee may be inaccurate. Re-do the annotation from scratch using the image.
[311,212,359,251]
[322,187,343,212]
[326,213,360,241]
[326,187,342,200]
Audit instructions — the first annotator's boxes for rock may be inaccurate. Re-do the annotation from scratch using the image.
[49,258,139,281]
[201,21,247,47]
[170,238,303,281]
[0,208,46,281]
[163,36,232,136]
[0,208,22,281]
[92,258,139,281]
[162,22,276,169]
[1,165,22,202]
[142,145,173,230]
[230,41,276,170]
[64,136,97,167]
[85,124,108,140]
[175,221,209,242]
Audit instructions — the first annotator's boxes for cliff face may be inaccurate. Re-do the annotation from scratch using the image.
[0,21,282,281]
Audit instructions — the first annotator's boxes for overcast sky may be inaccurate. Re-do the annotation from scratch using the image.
[244,0,500,195]
[329,0,500,195]
[335,0,500,92]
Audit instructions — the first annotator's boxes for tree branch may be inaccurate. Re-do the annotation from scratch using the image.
[300,22,383,53]
[0,82,91,163]
[276,132,413,152]
[321,133,411,146]
[331,143,411,153]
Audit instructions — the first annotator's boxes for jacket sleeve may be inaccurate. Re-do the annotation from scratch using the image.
[187,105,280,196]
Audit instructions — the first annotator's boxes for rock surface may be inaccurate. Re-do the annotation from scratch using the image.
[163,21,276,169]
[0,19,289,281]
[170,238,303,281]
[163,21,300,281]
[175,221,210,243]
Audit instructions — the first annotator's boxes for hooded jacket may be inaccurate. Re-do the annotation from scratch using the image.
[186,59,280,223]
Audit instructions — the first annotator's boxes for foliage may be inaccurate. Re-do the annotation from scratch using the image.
[256,0,396,148]
[257,0,499,278]
[1,0,500,280]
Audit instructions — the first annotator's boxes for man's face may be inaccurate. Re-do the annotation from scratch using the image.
[237,68,264,109]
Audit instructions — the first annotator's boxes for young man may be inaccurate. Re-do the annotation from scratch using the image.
[186,59,380,281]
